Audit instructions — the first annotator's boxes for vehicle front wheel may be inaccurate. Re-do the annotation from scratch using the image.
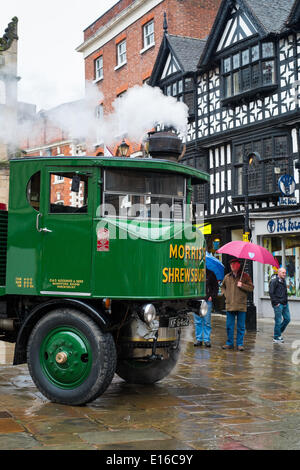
[27,309,116,405]
[116,347,180,384]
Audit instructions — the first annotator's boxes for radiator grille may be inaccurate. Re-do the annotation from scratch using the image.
[0,211,8,286]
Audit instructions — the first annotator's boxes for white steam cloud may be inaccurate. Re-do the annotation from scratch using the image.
[23,82,188,150]
[99,83,189,145]
[43,82,189,148]
[1,81,189,155]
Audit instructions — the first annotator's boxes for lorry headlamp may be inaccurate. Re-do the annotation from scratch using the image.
[199,300,208,317]
[142,303,157,323]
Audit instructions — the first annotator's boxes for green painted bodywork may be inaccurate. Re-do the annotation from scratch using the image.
[4,156,208,300]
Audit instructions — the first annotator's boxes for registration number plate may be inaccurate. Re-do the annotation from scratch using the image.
[168,317,189,328]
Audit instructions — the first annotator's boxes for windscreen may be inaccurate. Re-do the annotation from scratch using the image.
[103,169,186,220]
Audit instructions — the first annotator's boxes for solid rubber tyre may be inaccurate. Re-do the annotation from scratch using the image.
[27,308,116,405]
[116,346,180,384]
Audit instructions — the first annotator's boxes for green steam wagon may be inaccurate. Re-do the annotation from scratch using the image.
[0,154,209,405]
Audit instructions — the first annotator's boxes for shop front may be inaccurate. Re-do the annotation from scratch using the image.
[250,210,300,320]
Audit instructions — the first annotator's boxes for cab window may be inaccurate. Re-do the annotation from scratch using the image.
[49,172,88,214]
[103,169,186,220]
[27,171,41,211]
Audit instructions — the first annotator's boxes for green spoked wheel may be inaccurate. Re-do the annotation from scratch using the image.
[27,309,117,405]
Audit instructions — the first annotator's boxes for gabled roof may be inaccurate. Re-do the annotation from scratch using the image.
[198,0,298,69]
[167,35,207,72]
[149,33,206,86]
[286,0,300,27]
[243,0,296,34]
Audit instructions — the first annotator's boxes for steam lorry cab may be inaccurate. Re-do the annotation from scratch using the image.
[0,155,209,405]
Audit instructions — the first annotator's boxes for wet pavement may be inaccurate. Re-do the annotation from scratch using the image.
[1,314,300,450]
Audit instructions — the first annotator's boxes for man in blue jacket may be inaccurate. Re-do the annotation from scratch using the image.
[269,267,290,344]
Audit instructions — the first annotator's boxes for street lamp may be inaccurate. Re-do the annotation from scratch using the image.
[118,139,129,157]
[243,151,262,331]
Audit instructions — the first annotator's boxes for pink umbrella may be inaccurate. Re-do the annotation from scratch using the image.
[216,241,279,268]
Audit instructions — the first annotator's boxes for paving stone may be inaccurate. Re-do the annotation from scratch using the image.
[0,432,39,450]
[0,316,300,450]
[78,429,170,445]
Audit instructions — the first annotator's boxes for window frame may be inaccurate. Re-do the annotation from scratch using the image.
[94,55,103,81]
[48,172,89,215]
[163,75,195,118]
[102,169,187,221]
[116,39,127,68]
[95,103,104,121]
[232,133,292,199]
[221,41,277,105]
[142,19,155,50]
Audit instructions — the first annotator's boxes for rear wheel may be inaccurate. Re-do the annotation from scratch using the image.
[27,309,116,405]
[116,347,180,384]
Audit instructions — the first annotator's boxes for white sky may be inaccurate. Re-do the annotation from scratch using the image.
[0,0,118,111]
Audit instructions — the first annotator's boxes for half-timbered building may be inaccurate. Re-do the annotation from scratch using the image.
[150,0,300,319]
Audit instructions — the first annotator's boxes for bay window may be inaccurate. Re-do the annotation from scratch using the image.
[222,41,276,103]
[233,134,291,198]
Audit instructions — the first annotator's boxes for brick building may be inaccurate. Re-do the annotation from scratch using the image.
[76,0,221,155]
[21,101,88,158]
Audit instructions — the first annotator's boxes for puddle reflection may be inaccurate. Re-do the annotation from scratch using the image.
[0,341,15,364]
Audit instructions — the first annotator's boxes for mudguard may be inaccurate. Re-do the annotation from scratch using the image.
[13,298,110,365]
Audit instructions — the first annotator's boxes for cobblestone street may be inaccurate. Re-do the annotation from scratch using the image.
[1,314,300,450]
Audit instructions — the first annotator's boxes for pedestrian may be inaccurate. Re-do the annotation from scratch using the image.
[194,268,218,347]
[269,267,290,344]
[220,258,254,351]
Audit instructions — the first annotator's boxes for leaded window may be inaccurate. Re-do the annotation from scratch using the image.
[222,42,276,101]
[233,134,291,197]
[163,77,195,116]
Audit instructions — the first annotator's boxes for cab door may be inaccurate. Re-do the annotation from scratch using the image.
[39,166,96,297]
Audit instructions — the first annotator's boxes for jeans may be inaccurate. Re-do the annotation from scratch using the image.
[194,300,212,343]
[273,303,290,339]
[226,311,246,347]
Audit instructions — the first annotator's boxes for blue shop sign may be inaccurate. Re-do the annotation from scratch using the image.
[278,196,297,206]
[267,218,300,233]
[278,174,296,196]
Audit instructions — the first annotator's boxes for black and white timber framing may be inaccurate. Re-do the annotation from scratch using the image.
[149,0,300,250]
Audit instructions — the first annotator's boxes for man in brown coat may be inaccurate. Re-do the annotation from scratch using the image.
[221,258,254,351]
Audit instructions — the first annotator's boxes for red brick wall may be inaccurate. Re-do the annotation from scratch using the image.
[84,0,134,41]
[22,0,221,157]
[83,0,220,153]
[84,0,221,114]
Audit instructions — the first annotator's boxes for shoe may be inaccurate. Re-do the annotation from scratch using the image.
[204,342,211,348]
[194,341,203,347]
[222,344,234,350]
[273,337,284,344]
[237,346,244,351]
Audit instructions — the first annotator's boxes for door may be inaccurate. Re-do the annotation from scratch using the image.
[39,166,96,297]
